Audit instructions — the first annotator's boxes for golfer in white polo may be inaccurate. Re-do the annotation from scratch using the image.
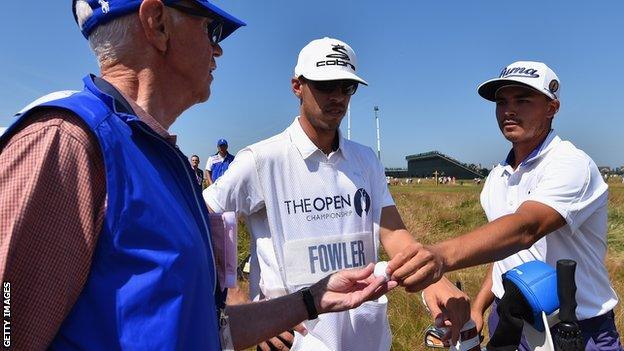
[395,61,622,351]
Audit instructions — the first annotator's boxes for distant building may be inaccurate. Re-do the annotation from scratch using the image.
[404,151,485,179]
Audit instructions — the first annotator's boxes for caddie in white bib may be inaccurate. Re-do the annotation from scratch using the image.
[204,37,398,351]
[244,119,392,351]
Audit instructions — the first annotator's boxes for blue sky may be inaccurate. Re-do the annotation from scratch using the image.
[1,1,623,169]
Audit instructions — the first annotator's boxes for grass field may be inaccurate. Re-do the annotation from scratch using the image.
[235,179,624,350]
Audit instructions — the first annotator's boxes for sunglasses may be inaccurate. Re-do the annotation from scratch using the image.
[165,3,224,44]
[300,77,359,96]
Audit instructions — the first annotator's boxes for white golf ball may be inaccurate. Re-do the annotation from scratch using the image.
[374,261,390,281]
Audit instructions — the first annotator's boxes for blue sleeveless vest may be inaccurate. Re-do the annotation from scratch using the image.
[3,76,222,350]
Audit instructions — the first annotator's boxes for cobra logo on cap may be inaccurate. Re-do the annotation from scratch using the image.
[549,79,559,93]
[326,44,350,60]
[316,44,356,71]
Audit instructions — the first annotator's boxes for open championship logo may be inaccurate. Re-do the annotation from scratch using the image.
[354,188,371,217]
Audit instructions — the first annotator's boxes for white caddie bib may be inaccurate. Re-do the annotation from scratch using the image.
[251,127,381,292]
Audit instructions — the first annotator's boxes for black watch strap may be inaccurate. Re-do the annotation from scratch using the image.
[300,287,318,320]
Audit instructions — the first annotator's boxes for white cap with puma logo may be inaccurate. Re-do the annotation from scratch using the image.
[478,61,560,101]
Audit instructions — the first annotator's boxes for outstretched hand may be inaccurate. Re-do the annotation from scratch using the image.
[386,243,445,292]
[310,263,398,314]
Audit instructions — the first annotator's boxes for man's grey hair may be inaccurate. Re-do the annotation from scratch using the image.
[74,0,182,68]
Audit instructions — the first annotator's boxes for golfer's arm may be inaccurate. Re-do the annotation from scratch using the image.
[226,293,309,350]
[472,264,495,316]
[431,201,566,271]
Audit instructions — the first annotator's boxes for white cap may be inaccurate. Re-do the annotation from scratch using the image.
[478,61,560,101]
[294,37,368,85]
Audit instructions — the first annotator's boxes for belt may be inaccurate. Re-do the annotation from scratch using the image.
[577,310,616,334]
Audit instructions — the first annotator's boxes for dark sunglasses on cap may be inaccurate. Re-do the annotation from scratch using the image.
[165,3,224,44]
[300,77,359,96]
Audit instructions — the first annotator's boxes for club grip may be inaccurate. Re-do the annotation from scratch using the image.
[556,259,578,323]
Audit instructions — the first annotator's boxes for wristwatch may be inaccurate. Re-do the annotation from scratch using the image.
[300,287,318,320]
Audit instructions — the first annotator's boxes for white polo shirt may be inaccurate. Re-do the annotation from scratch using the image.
[482,131,618,320]
[204,118,395,351]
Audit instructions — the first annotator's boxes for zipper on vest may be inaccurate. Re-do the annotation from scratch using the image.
[134,122,217,295]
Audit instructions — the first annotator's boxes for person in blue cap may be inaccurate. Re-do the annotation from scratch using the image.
[0,1,396,350]
[206,138,235,186]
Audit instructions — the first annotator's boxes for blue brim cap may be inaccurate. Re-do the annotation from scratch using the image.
[73,0,245,40]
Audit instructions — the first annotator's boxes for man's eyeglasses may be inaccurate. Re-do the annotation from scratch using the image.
[165,3,224,44]
[300,77,359,96]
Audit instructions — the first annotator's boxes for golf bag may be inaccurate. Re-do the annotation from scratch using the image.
[488,259,583,351]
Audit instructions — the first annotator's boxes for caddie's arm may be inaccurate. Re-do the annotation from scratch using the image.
[225,263,397,350]
[379,205,470,344]
[431,200,566,272]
